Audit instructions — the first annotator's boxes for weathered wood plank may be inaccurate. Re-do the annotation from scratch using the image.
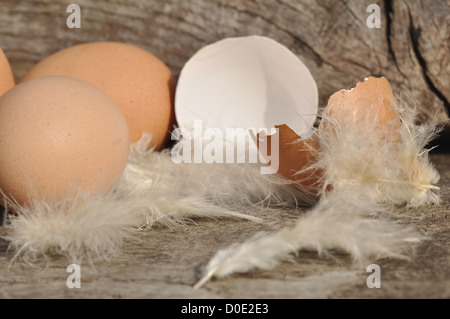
[1,154,449,298]
[0,0,449,122]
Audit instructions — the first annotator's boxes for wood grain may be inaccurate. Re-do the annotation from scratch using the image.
[1,0,449,121]
[1,155,449,298]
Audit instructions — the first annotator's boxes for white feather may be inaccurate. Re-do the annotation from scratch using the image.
[306,97,441,206]
[195,97,441,288]
[2,135,302,265]
[195,195,425,288]
[127,135,313,212]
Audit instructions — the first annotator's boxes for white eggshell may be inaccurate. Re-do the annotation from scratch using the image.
[175,36,318,137]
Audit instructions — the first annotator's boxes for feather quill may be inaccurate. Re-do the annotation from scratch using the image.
[194,195,424,289]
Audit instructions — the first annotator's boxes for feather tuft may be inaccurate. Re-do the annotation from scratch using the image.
[195,94,441,288]
[195,195,426,288]
[306,96,441,206]
[2,135,302,265]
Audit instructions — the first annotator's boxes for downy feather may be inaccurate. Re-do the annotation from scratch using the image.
[195,97,440,288]
[309,97,441,206]
[195,195,424,288]
[3,135,303,265]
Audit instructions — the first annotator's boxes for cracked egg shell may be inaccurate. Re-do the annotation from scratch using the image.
[258,124,322,196]
[0,49,15,97]
[260,77,401,195]
[320,76,400,134]
[20,42,176,150]
[175,36,318,138]
[0,76,130,206]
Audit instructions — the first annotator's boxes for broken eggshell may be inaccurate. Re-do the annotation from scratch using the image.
[320,76,400,136]
[258,124,322,196]
[268,76,403,195]
[175,36,319,154]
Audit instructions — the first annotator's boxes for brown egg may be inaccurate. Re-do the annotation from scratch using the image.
[0,49,15,96]
[20,42,176,150]
[0,76,130,206]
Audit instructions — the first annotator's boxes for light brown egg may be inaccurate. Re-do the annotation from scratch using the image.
[0,76,130,206]
[20,42,176,150]
[0,49,15,96]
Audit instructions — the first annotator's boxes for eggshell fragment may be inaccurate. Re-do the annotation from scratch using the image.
[258,125,322,195]
[0,49,15,96]
[175,36,318,140]
[20,42,175,150]
[320,76,400,135]
[263,77,401,195]
[0,76,130,206]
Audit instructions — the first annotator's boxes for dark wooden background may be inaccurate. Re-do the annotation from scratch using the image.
[1,0,449,123]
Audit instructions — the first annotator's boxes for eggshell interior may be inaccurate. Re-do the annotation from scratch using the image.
[20,42,176,150]
[0,49,15,96]
[0,76,130,206]
[175,36,318,141]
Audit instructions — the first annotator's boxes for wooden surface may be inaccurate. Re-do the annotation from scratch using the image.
[0,0,449,300]
[0,154,449,299]
[1,0,449,122]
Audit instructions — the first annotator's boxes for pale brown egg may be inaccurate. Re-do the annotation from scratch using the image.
[0,76,130,206]
[20,42,176,150]
[0,49,15,96]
